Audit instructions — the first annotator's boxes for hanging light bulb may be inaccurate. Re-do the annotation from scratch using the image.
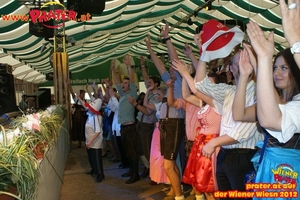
[205,0,212,11]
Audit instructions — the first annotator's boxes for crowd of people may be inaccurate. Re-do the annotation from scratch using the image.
[67,0,300,199]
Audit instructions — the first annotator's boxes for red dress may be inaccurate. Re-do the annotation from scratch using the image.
[182,105,221,192]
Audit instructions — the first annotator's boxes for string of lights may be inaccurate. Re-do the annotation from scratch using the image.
[170,0,216,32]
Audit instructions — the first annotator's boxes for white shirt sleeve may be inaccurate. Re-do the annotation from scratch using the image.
[266,100,300,143]
[195,75,233,114]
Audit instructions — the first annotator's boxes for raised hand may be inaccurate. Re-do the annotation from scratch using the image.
[243,43,258,74]
[194,31,203,50]
[279,0,300,45]
[172,59,188,75]
[183,43,193,56]
[246,21,274,58]
[104,78,110,86]
[91,80,96,89]
[239,48,253,77]
[145,35,152,50]
[161,21,170,38]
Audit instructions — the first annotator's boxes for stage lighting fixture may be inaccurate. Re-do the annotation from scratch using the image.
[205,0,212,10]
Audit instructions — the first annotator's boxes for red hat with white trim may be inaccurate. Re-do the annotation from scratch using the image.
[200,19,244,62]
[85,98,102,115]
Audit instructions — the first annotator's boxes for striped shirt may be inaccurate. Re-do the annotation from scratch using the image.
[195,76,264,149]
[159,99,186,119]
[136,91,159,123]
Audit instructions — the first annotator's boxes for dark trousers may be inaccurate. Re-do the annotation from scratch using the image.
[71,110,87,141]
[120,124,139,173]
[216,148,257,200]
[137,121,155,162]
[87,148,104,175]
[115,134,129,166]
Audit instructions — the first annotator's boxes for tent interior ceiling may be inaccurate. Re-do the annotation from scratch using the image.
[0,0,287,84]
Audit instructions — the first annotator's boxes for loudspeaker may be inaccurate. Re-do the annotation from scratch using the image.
[46,71,71,81]
[81,0,105,15]
[37,88,51,109]
[0,63,12,74]
[68,0,105,15]
[0,74,17,115]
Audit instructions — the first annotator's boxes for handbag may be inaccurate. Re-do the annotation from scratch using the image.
[245,128,269,184]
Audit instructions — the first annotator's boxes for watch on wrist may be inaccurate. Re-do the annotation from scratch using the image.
[291,41,300,54]
[163,37,171,43]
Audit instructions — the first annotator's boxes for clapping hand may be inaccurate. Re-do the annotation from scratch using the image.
[239,48,254,77]
[172,59,188,75]
[246,21,274,59]
[166,79,174,88]
[279,0,300,46]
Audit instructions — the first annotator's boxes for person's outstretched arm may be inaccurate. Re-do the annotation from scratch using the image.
[232,48,257,122]
[161,21,179,62]
[172,59,214,107]
[85,83,92,99]
[111,59,121,86]
[247,21,280,130]
[280,0,300,69]
[66,79,75,99]
[182,77,201,107]
[145,35,167,76]
[143,86,156,111]
[140,56,149,82]
[166,80,179,108]
[183,43,198,71]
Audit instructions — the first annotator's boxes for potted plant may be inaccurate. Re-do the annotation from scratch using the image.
[0,126,39,199]
[0,105,67,199]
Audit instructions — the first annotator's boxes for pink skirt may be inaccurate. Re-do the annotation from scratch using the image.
[149,122,169,183]
[182,133,219,192]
